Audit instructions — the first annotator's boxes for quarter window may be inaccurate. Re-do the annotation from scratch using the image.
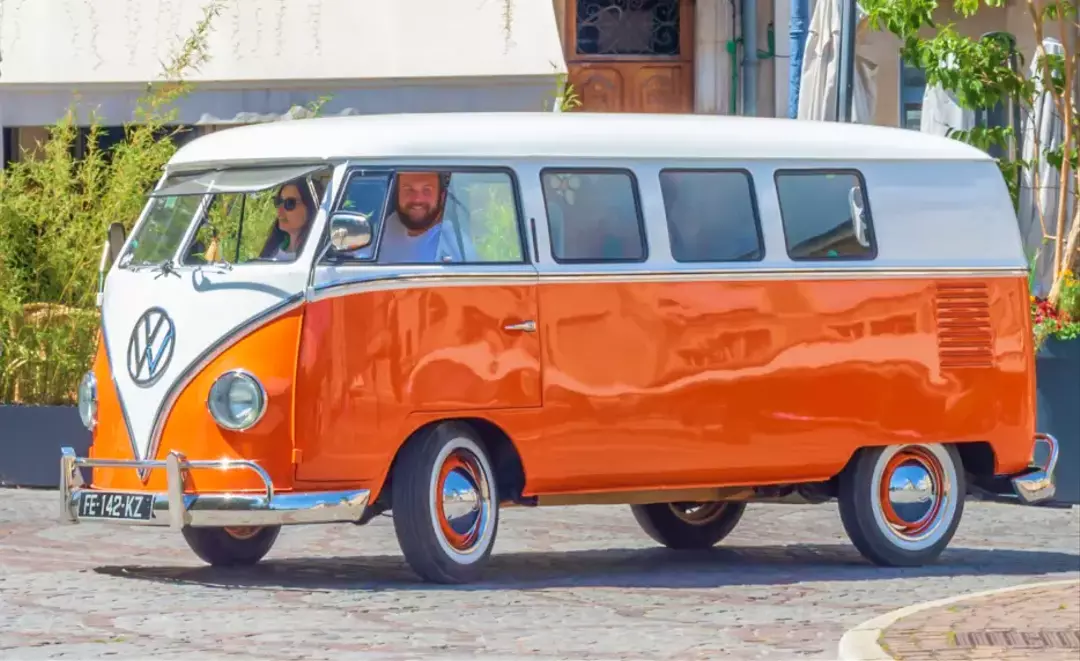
[541,169,646,262]
[775,170,876,260]
[659,169,764,262]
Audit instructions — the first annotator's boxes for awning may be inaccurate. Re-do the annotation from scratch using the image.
[0,0,565,126]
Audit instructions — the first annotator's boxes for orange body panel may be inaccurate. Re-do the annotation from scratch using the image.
[89,273,1036,501]
[293,283,541,485]
[525,275,1034,494]
[91,310,304,492]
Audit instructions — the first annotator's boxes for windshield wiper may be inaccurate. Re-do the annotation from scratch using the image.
[152,260,182,279]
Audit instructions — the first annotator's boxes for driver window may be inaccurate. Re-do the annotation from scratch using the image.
[184,174,328,265]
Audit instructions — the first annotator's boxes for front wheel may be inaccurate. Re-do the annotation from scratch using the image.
[391,422,499,584]
[181,525,280,567]
[838,443,965,567]
[631,501,746,549]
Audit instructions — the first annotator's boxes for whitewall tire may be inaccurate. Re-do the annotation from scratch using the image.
[838,443,965,567]
[391,422,499,584]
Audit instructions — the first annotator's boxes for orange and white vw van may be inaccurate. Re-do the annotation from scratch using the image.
[61,112,1064,583]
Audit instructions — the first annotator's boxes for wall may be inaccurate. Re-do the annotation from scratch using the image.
[0,406,91,488]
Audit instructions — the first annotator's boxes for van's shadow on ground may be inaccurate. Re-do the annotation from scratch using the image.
[94,544,1080,592]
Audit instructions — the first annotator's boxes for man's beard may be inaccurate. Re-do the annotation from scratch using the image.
[398,203,438,232]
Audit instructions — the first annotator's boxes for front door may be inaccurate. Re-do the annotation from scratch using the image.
[294,166,543,482]
[564,0,694,113]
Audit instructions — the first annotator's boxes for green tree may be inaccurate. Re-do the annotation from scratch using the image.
[861,0,1080,314]
[0,0,227,404]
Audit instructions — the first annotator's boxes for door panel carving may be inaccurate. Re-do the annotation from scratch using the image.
[569,66,625,113]
[633,64,691,113]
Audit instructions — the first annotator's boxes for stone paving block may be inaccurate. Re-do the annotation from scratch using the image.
[1,489,1078,659]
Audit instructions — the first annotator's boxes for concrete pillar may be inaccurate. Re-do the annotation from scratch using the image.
[695,0,737,114]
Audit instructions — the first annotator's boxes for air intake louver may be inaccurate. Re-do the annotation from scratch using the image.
[935,282,994,369]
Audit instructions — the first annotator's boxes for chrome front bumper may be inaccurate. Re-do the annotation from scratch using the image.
[1007,433,1062,505]
[60,447,370,528]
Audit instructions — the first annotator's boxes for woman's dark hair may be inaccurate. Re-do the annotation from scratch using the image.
[258,177,323,258]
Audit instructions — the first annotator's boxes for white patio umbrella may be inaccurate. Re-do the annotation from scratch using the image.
[917,51,976,137]
[1017,37,1073,296]
[918,85,976,136]
[797,0,878,123]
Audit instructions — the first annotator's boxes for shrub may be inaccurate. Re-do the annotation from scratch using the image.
[0,1,226,405]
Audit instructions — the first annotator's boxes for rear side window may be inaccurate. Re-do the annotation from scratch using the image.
[775,170,876,260]
[541,169,646,262]
[659,169,764,262]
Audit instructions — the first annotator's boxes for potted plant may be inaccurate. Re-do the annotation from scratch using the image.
[1031,268,1079,503]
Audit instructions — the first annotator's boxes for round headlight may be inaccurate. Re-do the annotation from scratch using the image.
[207,370,266,431]
[78,371,97,431]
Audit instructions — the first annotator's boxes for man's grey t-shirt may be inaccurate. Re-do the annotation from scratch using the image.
[378,214,444,263]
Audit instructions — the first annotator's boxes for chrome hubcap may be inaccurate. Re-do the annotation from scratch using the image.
[435,449,491,554]
[877,446,948,542]
[887,462,936,525]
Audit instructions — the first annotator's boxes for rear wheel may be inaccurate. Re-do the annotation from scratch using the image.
[181,525,280,567]
[838,443,965,567]
[391,422,499,584]
[631,501,746,549]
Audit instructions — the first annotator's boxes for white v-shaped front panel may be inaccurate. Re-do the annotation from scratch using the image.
[101,265,308,462]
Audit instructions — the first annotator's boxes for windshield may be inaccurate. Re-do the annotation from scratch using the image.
[120,164,332,269]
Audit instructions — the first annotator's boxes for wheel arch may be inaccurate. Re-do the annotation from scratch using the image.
[370,416,527,510]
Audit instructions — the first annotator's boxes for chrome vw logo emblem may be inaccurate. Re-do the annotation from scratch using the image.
[126,307,176,387]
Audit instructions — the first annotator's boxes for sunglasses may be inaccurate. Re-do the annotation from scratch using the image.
[274,196,299,211]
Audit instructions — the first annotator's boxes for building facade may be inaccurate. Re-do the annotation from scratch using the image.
[0,0,567,165]
[0,0,1067,167]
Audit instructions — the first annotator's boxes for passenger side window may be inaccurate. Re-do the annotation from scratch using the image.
[541,169,646,262]
[444,171,525,263]
[331,169,526,264]
[659,169,764,262]
[775,170,876,260]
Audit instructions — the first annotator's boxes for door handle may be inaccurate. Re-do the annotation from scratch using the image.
[504,320,536,333]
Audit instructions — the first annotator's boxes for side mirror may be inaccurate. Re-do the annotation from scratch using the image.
[107,222,126,262]
[328,212,373,253]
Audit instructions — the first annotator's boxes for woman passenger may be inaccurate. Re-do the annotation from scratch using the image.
[259,178,322,260]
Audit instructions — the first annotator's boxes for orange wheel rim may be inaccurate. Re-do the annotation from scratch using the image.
[223,526,261,540]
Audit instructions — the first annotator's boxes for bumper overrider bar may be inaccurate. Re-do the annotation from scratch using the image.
[1007,433,1063,506]
[60,448,370,528]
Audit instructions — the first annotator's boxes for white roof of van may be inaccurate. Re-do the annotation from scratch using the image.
[167,112,993,169]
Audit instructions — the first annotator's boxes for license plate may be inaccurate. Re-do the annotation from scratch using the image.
[77,491,154,521]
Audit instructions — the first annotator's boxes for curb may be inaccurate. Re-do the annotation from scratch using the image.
[837,577,1080,661]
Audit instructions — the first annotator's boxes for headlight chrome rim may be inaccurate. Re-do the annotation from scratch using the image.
[206,370,267,432]
[78,371,97,431]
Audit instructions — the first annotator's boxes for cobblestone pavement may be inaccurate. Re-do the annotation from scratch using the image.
[1,489,1077,660]
[879,581,1080,661]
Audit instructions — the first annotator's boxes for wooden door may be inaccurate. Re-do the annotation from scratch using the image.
[563,0,694,113]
